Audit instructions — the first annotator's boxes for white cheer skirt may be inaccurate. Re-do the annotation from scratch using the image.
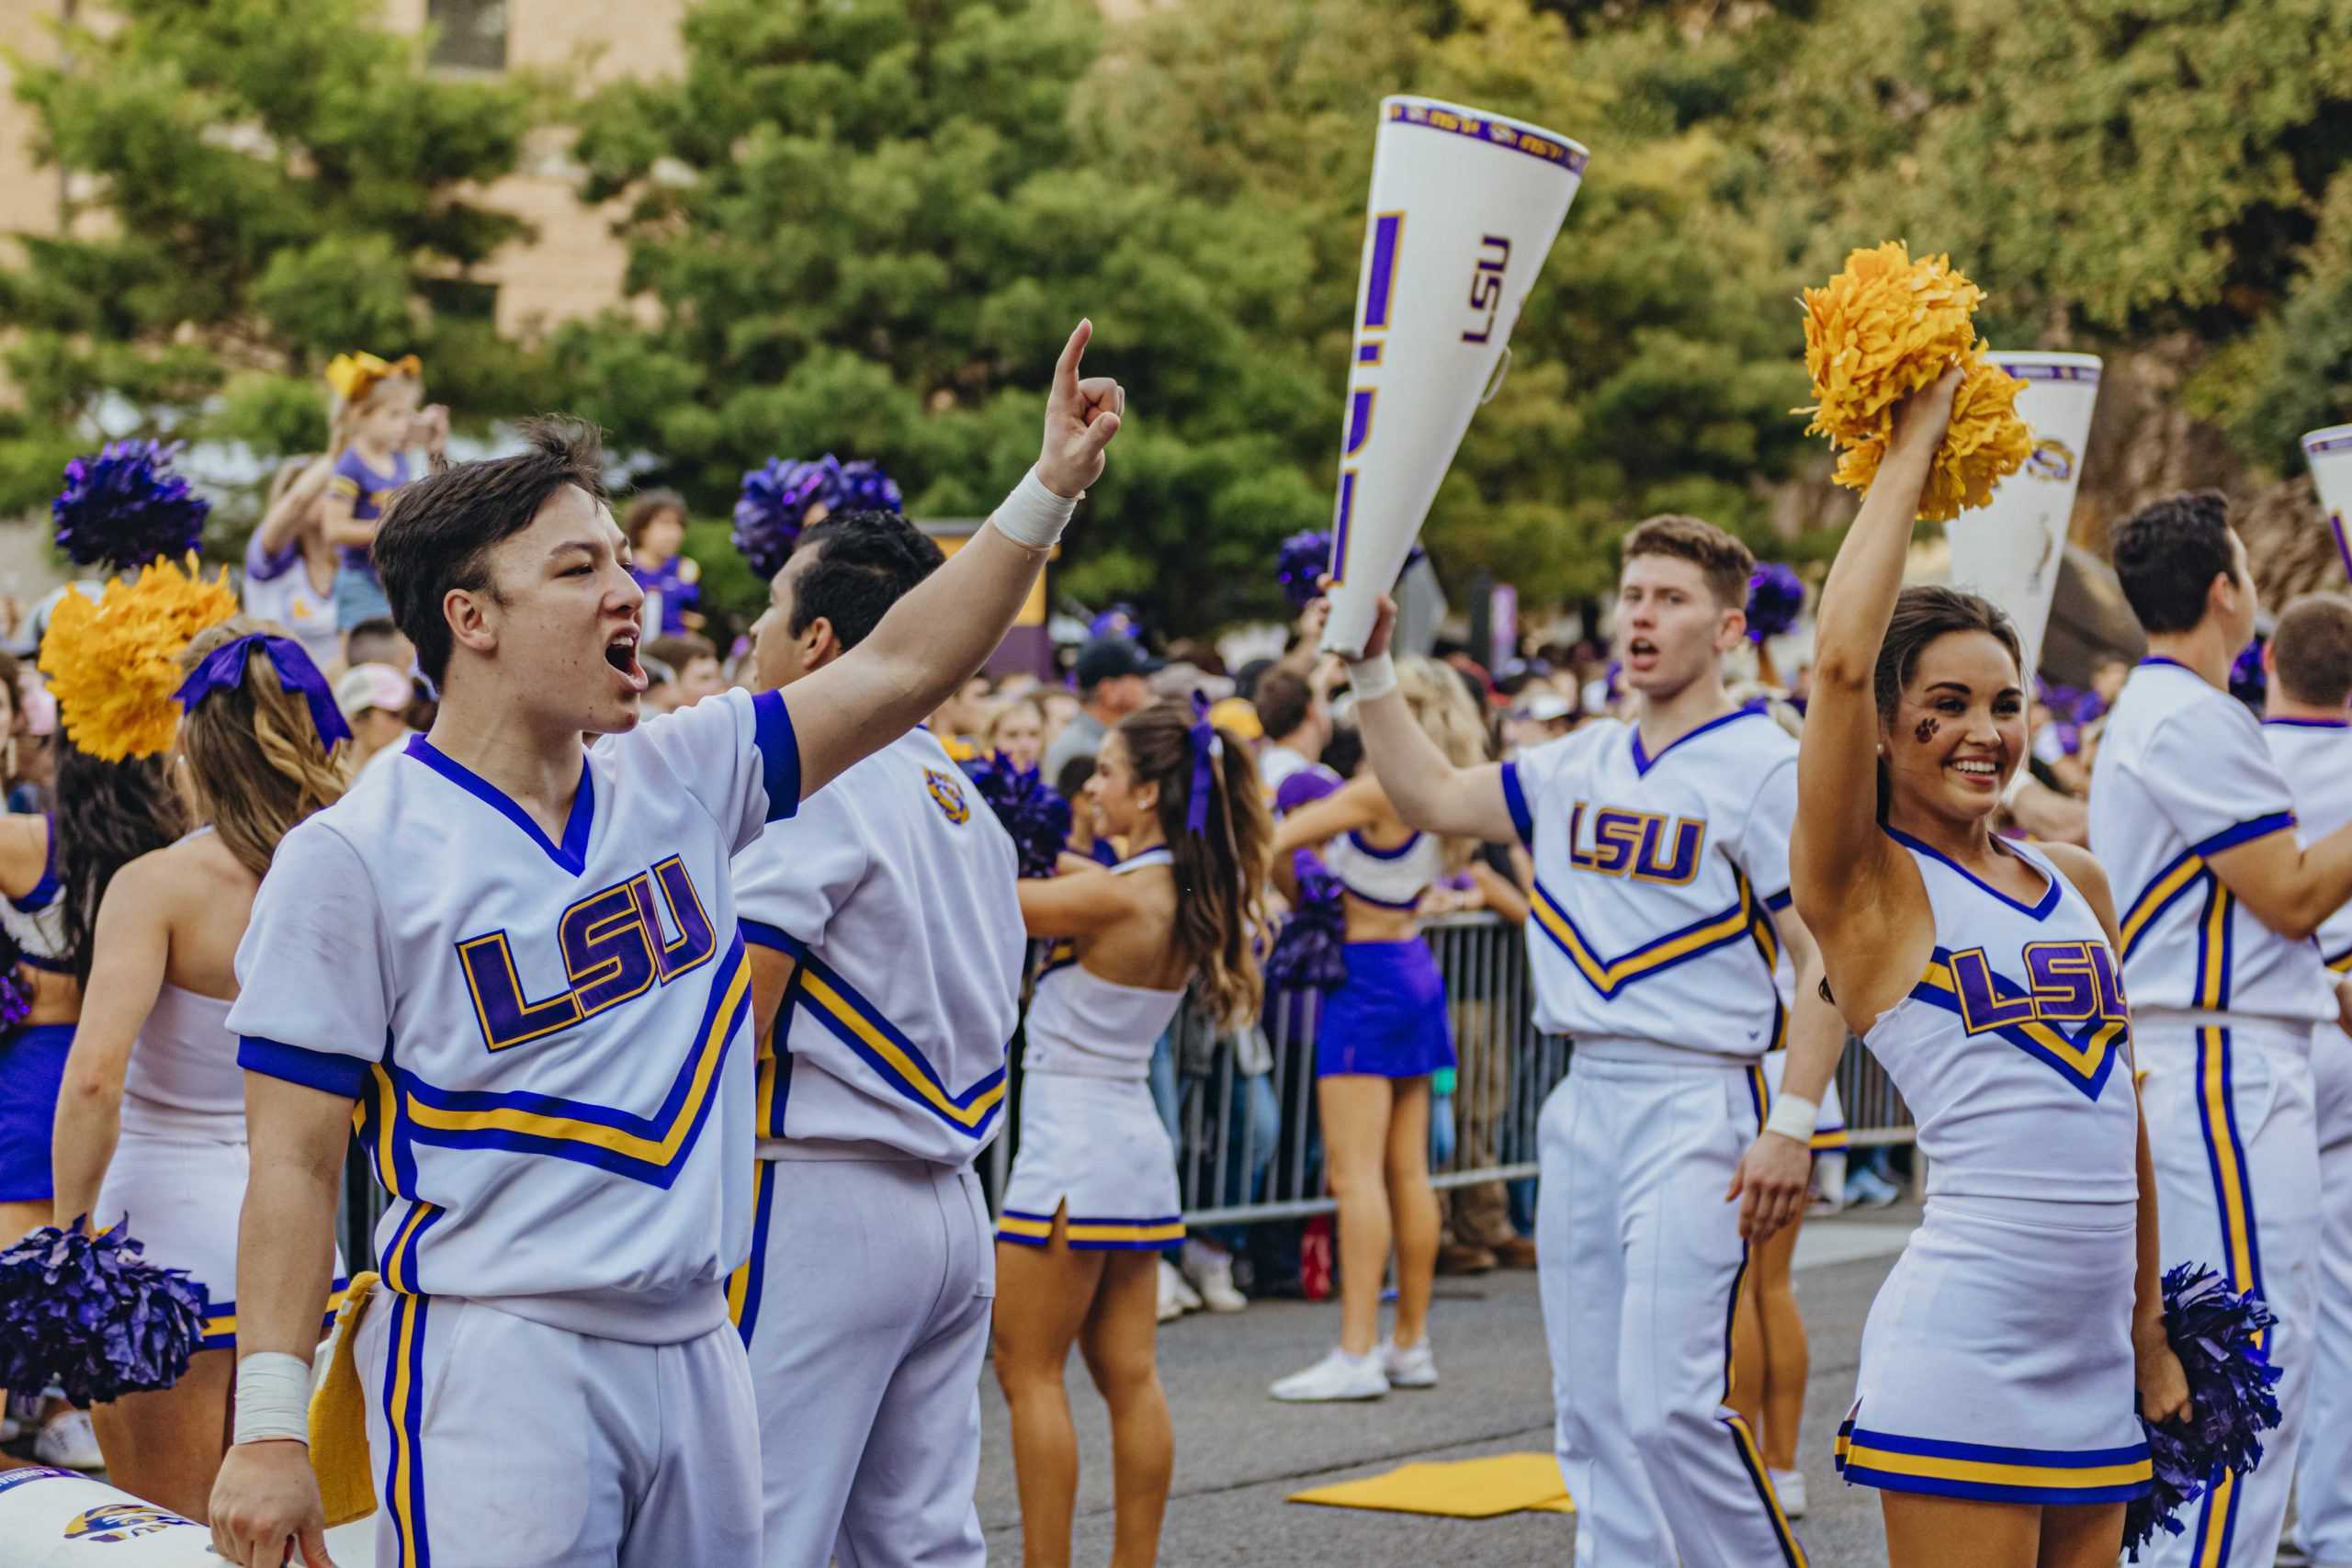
[997,1071,1183,1251]
[1836,1192,2151,1506]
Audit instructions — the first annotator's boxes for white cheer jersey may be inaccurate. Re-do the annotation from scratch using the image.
[1023,848,1188,1080]
[2264,716,2352,974]
[1863,833,2139,1201]
[231,687,799,1344]
[736,727,1024,1166]
[1500,707,1796,1059]
[2089,660,2332,1031]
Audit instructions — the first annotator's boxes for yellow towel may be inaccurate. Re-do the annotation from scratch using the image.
[307,1271,380,1527]
[1287,1452,1576,1517]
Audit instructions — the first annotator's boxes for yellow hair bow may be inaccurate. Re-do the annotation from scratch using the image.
[324,351,423,405]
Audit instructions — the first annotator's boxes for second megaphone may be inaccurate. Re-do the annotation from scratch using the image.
[1320,96,1589,659]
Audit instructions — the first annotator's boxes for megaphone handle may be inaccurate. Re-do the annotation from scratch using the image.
[1478,347,1513,407]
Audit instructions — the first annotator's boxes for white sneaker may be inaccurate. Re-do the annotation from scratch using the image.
[1181,1241,1247,1313]
[1381,1337,1438,1389]
[34,1409,102,1471]
[1270,1347,1389,1402]
[1156,1258,1197,1322]
[1769,1467,1806,1519]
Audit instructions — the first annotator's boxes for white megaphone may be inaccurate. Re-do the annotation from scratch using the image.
[1319,96,1589,659]
[1943,352,2102,681]
[2303,424,2352,583]
[0,1466,221,1563]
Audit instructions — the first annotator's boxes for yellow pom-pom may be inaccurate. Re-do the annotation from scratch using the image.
[1827,350,2036,524]
[1798,241,1986,445]
[38,554,241,762]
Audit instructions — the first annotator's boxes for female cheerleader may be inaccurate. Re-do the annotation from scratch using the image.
[994,696,1271,1568]
[1264,657,1486,1402]
[1792,369,2188,1566]
[50,619,349,1517]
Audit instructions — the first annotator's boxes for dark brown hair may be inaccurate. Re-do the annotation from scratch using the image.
[374,416,609,684]
[1622,514,1754,612]
[2270,592,2352,708]
[1114,699,1273,1027]
[1872,585,2023,818]
[622,489,688,550]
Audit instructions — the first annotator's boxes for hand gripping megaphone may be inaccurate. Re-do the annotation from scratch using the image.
[1943,352,2102,681]
[2303,423,2352,583]
[0,1466,223,1564]
[1319,96,1589,659]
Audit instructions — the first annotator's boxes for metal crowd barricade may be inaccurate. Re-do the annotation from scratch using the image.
[339,913,1915,1267]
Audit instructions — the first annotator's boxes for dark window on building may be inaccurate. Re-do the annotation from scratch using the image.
[420,277,500,324]
[426,0,508,73]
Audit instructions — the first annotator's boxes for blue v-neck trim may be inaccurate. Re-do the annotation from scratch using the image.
[1884,825,2060,920]
[404,735,596,875]
[1629,704,1764,777]
[2263,716,2350,729]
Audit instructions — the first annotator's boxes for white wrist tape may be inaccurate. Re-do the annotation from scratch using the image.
[986,467,1080,550]
[1349,653,1397,703]
[233,1351,313,1446]
[1764,1091,1820,1145]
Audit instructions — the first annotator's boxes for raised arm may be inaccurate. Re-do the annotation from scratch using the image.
[786,322,1122,798]
[51,857,171,1227]
[1016,863,1143,941]
[1341,596,1516,842]
[1791,371,1959,952]
[254,455,338,561]
[1272,775,1385,858]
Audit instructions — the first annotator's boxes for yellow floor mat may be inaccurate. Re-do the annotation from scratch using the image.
[1287,1452,1576,1517]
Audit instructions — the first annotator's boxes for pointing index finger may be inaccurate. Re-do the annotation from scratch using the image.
[1054,320,1091,402]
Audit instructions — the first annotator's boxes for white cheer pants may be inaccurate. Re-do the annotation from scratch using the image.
[2137,1021,2318,1568]
[733,1156,994,1568]
[1536,1052,1808,1567]
[2296,1024,2352,1567]
[355,1292,761,1568]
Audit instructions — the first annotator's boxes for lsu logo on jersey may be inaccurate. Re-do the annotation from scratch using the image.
[65,1503,201,1540]
[1566,802,1704,886]
[925,767,972,827]
[458,856,717,1053]
[1916,940,2130,1099]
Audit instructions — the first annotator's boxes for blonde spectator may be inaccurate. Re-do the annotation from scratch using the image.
[985,695,1048,772]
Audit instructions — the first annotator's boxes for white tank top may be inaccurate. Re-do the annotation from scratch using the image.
[1862,829,2140,1203]
[1022,848,1187,1079]
[120,982,243,1141]
[1321,829,1444,910]
[0,817,70,975]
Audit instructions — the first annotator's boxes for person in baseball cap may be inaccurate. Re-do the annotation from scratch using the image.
[335,660,416,781]
[1044,636,1163,781]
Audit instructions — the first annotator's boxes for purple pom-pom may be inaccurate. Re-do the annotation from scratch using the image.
[1091,604,1142,641]
[51,440,210,572]
[1264,861,1349,992]
[1277,531,1333,612]
[732,454,903,581]
[2228,637,2267,713]
[0,925,30,1032]
[2123,1261,2285,1560]
[0,1220,206,1407]
[963,752,1073,879]
[1746,562,1804,644]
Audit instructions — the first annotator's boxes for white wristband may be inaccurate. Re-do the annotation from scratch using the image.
[1349,653,1397,702]
[232,1351,313,1447]
[986,466,1080,550]
[1764,1091,1820,1145]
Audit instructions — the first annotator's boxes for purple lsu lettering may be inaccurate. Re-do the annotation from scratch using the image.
[1947,942,2126,1034]
[1461,235,1511,344]
[1566,802,1704,885]
[458,856,718,1053]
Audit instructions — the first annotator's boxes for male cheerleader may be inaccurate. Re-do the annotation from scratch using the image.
[729,508,1024,1568]
[1348,515,1823,1567]
[2259,592,2352,1568]
[207,323,1123,1568]
[2090,496,2352,1568]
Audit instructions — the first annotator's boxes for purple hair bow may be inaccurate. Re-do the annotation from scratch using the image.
[1185,691,1222,836]
[174,633,353,749]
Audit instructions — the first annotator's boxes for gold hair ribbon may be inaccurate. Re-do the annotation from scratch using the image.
[323,352,423,405]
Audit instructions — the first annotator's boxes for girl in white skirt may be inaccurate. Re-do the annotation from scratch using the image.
[1790,371,2190,1567]
[994,696,1270,1568]
[49,618,351,1519]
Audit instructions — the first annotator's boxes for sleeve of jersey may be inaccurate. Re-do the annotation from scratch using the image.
[638,687,802,850]
[732,792,865,957]
[243,526,298,583]
[1498,735,1577,849]
[326,449,368,502]
[228,824,390,1100]
[1732,754,1801,912]
[2143,709,2299,859]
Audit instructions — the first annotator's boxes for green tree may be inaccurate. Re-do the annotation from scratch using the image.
[0,0,539,536]
[553,0,1331,628]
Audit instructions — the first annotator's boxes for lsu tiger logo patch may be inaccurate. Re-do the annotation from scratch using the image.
[65,1503,201,1541]
[2026,437,2075,482]
[925,767,972,826]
